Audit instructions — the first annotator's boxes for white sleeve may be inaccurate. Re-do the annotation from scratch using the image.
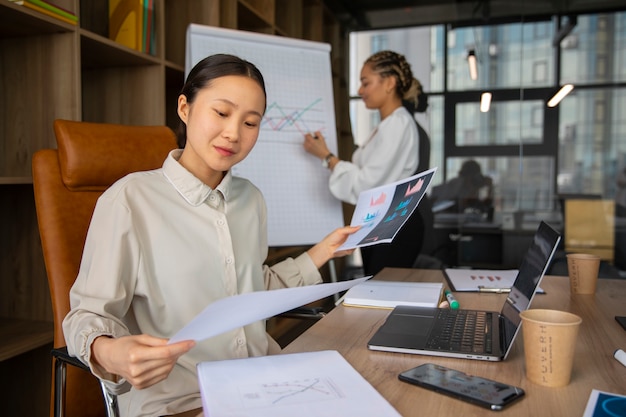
[62,194,137,389]
[328,112,418,204]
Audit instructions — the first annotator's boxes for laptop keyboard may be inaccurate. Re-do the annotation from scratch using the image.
[426,309,493,354]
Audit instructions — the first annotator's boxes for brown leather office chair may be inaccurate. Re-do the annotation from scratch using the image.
[32,119,177,417]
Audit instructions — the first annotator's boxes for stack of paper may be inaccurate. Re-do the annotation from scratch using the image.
[197,350,401,417]
[342,280,444,309]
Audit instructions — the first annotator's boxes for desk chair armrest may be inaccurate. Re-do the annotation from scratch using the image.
[52,346,89,372]
[279,306,326,320]
[52,346,119,417]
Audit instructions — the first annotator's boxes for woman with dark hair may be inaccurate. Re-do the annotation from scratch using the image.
[431,159,493,215]
[63,54,358,417]
[303,50,429,275]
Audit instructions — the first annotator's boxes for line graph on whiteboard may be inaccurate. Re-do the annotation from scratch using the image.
[261,99,326,142]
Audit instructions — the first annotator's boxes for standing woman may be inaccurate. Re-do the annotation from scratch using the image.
[63,54,358,417]
[303,50,426,276]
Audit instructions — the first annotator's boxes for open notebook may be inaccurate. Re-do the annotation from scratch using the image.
[368,221,561,361]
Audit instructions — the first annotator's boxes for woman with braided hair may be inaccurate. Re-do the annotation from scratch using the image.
[303,50,429,275]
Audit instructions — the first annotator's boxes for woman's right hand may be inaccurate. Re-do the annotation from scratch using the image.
[303,131,330,160]
[91,334,195,389]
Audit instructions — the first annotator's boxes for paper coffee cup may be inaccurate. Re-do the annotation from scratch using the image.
[520,309,582,387]
[567,253,601,294]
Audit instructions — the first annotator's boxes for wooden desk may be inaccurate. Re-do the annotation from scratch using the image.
[284,268,626,416]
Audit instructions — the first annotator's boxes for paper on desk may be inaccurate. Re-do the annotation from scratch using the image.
[168,277,369,344]
[197,350,401,417]
[444,268,519,291]
[445,268,546,294]
[337,168,437,251]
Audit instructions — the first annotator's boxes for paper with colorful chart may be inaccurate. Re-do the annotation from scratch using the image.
[338,168,437,251]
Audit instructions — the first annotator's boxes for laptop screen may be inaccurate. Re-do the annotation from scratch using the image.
[500,221,561,352]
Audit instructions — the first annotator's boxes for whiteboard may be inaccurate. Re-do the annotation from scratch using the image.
[185,24,344,246]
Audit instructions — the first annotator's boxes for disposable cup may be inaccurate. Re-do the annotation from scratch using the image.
[520,309,582,387]
[566,253,601,294]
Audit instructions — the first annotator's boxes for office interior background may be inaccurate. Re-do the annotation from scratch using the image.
[2,1,626,415]
[342,4,626,275]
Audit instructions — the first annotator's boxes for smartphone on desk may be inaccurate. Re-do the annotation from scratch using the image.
[399,363,525,411]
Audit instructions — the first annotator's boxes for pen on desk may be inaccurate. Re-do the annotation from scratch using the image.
[477,286,511,293]
[615,349,626,368]
[335,292,347,306]
[444,290,459,309]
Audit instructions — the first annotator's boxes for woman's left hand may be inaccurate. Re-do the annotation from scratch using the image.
[307,225,360,268]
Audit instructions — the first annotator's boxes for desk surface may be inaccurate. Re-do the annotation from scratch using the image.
[284,268,626,416]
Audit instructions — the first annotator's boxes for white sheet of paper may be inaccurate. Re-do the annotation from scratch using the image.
[445,268,519,291]
[168,277,369,344]
[197,350,401,417]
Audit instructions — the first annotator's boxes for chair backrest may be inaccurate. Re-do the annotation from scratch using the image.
[564,199,615,262]
[32,119,177,417]
[415,120,430,175]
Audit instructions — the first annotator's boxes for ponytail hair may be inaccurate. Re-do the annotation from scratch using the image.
[365,50,428,114]
[176,54,266,148]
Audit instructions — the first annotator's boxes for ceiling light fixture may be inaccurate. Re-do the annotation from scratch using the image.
[467,49,478,81]
[547,84,574,107]
[480,92,492,112]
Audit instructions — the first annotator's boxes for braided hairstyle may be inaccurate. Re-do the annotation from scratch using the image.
[365,50,428,113]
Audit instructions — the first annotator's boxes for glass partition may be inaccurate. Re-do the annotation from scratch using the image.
[348,10,626,272]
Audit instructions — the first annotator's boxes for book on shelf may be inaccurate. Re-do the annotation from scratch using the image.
[12,0,78,25]
[109,0,156,55]
[27,0,76,21]
[143,0,155,55]
[342,280,444,309]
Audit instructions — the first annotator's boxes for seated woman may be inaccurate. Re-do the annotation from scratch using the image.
[62,54,358,417]
[431,159,493,219]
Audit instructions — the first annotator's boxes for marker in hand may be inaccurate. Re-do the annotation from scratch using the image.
[444,290,459,310]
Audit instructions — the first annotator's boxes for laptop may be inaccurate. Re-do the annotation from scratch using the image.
[367,221,561,361]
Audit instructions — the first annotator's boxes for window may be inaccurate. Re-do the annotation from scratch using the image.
[348,11,626,216]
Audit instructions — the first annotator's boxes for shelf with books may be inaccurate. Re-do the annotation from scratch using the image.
[0,11,78,403]
[108,0,156,55]
[18,0,78,25]
[0,0,74,35]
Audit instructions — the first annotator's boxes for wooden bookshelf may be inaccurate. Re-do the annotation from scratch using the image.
[0,0,346,413]
[0,318,53,362]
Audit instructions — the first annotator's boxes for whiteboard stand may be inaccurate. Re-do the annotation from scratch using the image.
[328,259,339,302]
